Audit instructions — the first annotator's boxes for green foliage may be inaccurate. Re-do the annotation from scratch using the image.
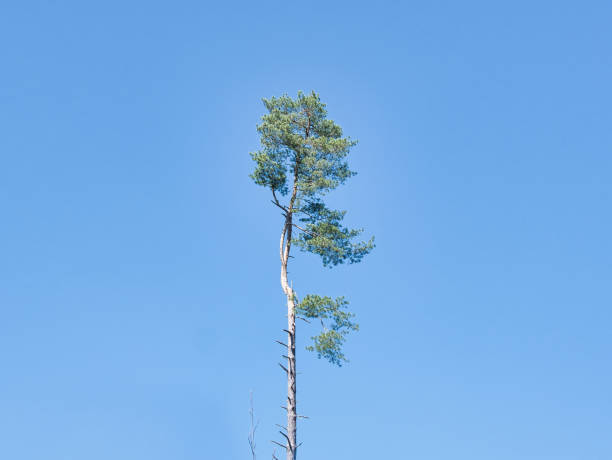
[250,91,375,367]
[294,199,375,267]
[296,295,359,366]
[250,91,375,266]
[250,91,356,197]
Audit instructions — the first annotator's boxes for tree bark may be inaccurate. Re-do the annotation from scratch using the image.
[279,135,302,460]
[280,214,297,460]
[285,287,297,460]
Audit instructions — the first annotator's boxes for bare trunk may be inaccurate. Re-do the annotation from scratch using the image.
[286,290,297,460]
[280,211,297,460]
[278,155,301,460]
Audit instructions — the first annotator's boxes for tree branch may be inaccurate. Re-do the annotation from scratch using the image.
[248,391,259,460]
[271,189,288,214]
[271,441,287,450]
[279,430,291,446]
[292,223,319,238]
[292,223,340,249]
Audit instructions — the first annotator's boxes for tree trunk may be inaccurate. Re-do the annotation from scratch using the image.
[279,159,299,460]
[280,214,297,460]
[286,290,297,460]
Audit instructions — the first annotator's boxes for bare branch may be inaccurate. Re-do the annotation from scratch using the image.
[279,430,291,445]
[271,200,288,215]
[275,340,288,348]
[278,363,289,374]
[292,223,319,238]
[271,441,287,450]
[248,391,259,460]
[271,198,288,216]
[271,189,288,211]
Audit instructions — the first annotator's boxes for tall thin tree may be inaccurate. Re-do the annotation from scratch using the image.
[250,91,374,460]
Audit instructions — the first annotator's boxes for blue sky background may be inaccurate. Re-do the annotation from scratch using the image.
[1,1,611,459]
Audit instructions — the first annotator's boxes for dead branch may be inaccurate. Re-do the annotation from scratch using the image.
[271,189,288,212]
[248,391,259,460]
[271,440,287,450]
[279,430,291,445]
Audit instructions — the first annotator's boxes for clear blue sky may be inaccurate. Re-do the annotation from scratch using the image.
[1,1,611,459]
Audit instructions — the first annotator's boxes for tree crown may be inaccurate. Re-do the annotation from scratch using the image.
[250,91,374,268]
[250,91,374,365]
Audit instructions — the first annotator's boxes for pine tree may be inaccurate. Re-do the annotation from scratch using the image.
[250,91,374,460]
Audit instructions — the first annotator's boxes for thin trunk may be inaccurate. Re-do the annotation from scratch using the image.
[279,125,305,460]
[286,287,297,460]
[280,214,297,460]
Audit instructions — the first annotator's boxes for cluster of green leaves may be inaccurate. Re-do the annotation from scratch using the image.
[296,295,359,366]
[250,91,375,267]
[250,91,355,198]
[294,199,375,267]
[250,91,375,365]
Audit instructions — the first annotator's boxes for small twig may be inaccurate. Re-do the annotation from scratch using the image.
[271,200,288,215]
[248,391,259,460]
[271,441,287,450]
[278,363,289,374]
[271,190,288,213]
[279,431,291,445]
[292,223,319,238]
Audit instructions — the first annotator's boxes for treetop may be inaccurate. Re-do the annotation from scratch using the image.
[250,91,375,268]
